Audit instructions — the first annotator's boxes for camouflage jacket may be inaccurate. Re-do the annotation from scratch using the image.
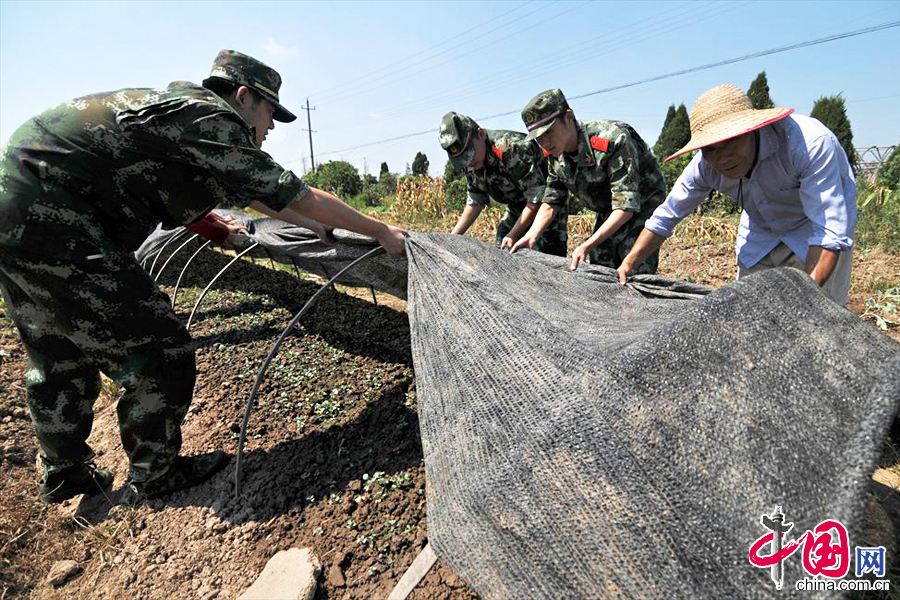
[0,82,308,254]
[542,120,665,222]
[465,130,554,209]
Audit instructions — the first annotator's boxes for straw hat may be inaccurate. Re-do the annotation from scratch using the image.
[665,84,793,162]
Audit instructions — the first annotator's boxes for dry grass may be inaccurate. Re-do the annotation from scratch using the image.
[98,375,120,406]
[672,214,739,246]
[389,176,447,223]
[467,208,503,239]
[72,505,141,590]
[388,177,506,243]
[387,182,741,257]
[569,214,595,240]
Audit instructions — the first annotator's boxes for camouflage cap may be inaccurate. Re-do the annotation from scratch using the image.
[522,89,569,139]
[439,112,479,170]
[203,49,297,123]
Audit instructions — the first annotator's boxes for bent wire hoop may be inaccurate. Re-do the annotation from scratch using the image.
[262,247,278,271]
[171,240,212,308]
[234,246,387,497]
[186,242,259,331]
[154,233,200,282]
[147,228,191,277]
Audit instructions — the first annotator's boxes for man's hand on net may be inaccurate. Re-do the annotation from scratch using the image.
[569,243,590,271]
[509,234,536,254]
[312,223,337,244]
[616,261,634,284]
[378,225,408,257]
[219,214,250,242]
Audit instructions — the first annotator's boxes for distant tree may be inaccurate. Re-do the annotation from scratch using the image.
[877,142,900,189]
[443,160,467,212]
[358,173,382,207]
[412,152,429,176]
[378,162,397,196]
[810,94,859,171]
[658,104,676,139]
[672,105,690,148]
[301,160,361,197]
[659,153,692,195]
[747,72,775,109]
[653,103,691,161]
[443,159,464,183]
[374,163,396,197]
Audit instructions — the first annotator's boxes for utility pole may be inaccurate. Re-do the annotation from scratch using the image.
[363,157,369,197]
[302,98,316,172]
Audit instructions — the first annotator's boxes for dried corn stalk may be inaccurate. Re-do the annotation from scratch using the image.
[391,176,446,222]
[673,214,738,245]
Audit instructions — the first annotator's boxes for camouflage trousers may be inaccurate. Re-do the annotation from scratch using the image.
[0,244,195,483]
[587,212,659,274]
[496,205,568,257]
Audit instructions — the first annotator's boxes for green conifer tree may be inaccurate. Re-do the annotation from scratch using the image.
[412,152,429,176]
[810,94,859,171]
[653,105,677,158]
[378,162,397,195]
[672,104,691,151]
[653,103,691,160]
[747,72,775,109]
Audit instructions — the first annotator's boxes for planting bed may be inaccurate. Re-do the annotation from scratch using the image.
[1,229,897,599]
[1,243,473,599]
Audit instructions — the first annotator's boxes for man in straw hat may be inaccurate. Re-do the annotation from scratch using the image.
[617,84,855,304]
[510,89,666,274]
[439,111,568,256]
[0,49,407,504]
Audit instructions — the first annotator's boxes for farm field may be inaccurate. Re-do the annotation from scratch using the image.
[1,214,898,599]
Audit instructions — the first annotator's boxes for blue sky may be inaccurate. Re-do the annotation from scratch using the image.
[1,1,898,177]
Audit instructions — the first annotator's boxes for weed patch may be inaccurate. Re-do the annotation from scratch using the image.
[861,286,900,331]
[856,183,900,253]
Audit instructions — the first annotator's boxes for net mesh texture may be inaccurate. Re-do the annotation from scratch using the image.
[137,217,900,599]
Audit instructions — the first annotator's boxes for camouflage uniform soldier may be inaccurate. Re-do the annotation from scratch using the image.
[511,90,665,273]
[0,50,406,503]
[440,112,567,256]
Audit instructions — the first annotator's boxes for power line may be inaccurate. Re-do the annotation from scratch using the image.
[569,21,900,103]
[480,20,900,120]
[307,1,532,100]
[300,20,899,161]
[317,1,574,105]
[373,0,738,123]
[312,0,709,136]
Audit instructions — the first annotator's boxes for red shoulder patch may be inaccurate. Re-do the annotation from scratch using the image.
[590,136,610,152]
[541,147,551,158]
[492,146,504,161]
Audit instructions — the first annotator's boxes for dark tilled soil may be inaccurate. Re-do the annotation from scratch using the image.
[1,242,473,600]
[1,234,898,599]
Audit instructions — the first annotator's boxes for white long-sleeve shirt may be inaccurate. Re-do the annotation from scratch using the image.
[646,114,856,267]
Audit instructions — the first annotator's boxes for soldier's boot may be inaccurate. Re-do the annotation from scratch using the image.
[128,450,228,500]
[39,463,114,503]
